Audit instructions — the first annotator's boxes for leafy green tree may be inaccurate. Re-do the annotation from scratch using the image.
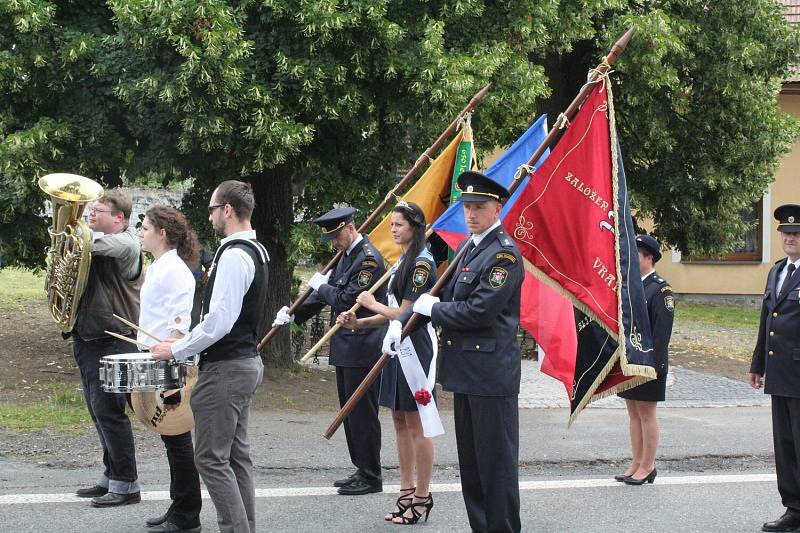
[539,1,800,254]
[1,0,798,366]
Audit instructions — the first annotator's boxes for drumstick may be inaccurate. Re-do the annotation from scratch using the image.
[113,314,163,343]
[104,330,153,350]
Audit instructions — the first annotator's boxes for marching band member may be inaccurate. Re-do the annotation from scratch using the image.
[72,189,143,508]
[273,207,387,496]
[337,201,437,524]
[388,172,524,533]
[138,205,202,533]
[151,181,268,533]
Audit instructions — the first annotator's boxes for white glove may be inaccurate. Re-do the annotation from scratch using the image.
[272,305,295,327]
[412,293,440,317]
[308,271,331,291]
[382,320,402,356]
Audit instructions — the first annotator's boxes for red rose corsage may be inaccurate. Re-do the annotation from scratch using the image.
[414,388,432,406]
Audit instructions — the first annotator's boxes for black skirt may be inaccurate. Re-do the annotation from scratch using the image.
[618,363,667,402]
[378,327,435,412]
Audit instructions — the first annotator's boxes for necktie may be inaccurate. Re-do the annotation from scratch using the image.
[781,263,796,294]
[458,241,475,271]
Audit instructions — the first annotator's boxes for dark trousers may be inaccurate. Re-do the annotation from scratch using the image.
[162,432,202,528]
[335,366,382,483]
[772,395,800,511]
[73,335,138,492]
[454,393,520,533]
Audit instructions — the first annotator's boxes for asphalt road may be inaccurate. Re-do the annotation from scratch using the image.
[0,406,782,532]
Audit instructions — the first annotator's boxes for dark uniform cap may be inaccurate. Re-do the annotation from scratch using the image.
[635,234,662,263]
[774,204,800,234]
[456,171,510,203]
[313,206,356,243]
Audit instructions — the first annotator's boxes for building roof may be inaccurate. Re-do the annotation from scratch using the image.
[779,1,800,84]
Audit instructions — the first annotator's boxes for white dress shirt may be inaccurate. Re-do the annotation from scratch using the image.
[641,269,655,282]
[471,220,502,246]
[138,249,195,348]
[171,230,259,362]
[346,234,364,255]
[777,257,800,293]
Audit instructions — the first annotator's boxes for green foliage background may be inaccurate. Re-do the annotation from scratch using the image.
[1,0,798,363]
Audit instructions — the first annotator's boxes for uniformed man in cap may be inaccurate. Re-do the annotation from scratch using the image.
[273,207,387,495]
[387,171,524,532]
[750,204,800,532]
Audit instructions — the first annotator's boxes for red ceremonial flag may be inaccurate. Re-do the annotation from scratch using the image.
[506,85,620,335]
[503,80,656,421]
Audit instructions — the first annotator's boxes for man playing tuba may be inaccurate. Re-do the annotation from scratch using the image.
[68,189,145,508]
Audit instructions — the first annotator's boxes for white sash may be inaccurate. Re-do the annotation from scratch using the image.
[388,262,443,438]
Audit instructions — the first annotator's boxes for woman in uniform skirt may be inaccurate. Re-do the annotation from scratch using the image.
[138,205,203,532]
[338,201,436,525]
[617,235,675,486]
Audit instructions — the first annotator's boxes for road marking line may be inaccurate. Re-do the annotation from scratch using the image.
[0,473,776,505]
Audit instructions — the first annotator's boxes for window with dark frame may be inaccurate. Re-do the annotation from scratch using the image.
[683,200,763,262]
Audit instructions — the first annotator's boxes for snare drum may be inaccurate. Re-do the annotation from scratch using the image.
[99,353,185,392]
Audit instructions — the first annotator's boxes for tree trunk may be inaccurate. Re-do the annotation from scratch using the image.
[250,165,294,368]
[539,40,597,124]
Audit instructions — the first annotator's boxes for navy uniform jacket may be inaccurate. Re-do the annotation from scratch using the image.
[431,225,524,397]
[643,271,675,375]
[294,236,387,368]
[751,258,800,398]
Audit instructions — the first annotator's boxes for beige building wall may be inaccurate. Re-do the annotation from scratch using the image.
[654,91,800,295]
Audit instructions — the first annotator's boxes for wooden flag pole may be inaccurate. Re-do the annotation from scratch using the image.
[258,84,491,351]
[322,26,636,440]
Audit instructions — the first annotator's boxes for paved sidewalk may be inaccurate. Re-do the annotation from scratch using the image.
[519,361,769,409]
[314,356,769,410]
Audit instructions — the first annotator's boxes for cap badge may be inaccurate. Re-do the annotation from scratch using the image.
[790,216,795,223]
[467,185,474,193]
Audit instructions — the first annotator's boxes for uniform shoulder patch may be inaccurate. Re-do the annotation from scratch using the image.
[361,259,378,269]
[357,269,373,288]
[496,252,517,264]
[660,285,673,293]
[664,294,675,312]
[488,266,508,288]
[415,259,431,268]
[412,266,430,289]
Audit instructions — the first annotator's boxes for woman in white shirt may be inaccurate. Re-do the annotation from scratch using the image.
[138,205,203,533]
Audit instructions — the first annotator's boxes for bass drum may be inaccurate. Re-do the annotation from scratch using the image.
[130,364,198,436]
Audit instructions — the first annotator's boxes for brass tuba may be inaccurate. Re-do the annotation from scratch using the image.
[38,173,104,333]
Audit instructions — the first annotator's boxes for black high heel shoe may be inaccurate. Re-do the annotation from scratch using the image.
[392,493,434,525]
[613,474,630,482]
[384,487,415,521]
[623,468,657,485]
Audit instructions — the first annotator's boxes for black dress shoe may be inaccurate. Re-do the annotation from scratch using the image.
[76,485,108,498]
[146,512,169,527]
[337,478,382,495]
[90,491,141,507]
[623,468,657,485]
[613,474,629,482]
[763,510,800,532]
[147,520,202,533]
[333,471,360,487]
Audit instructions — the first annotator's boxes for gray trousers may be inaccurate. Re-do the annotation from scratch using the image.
[191,357,264,533]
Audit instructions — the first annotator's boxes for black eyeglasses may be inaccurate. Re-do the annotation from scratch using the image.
[207,204,226,214]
